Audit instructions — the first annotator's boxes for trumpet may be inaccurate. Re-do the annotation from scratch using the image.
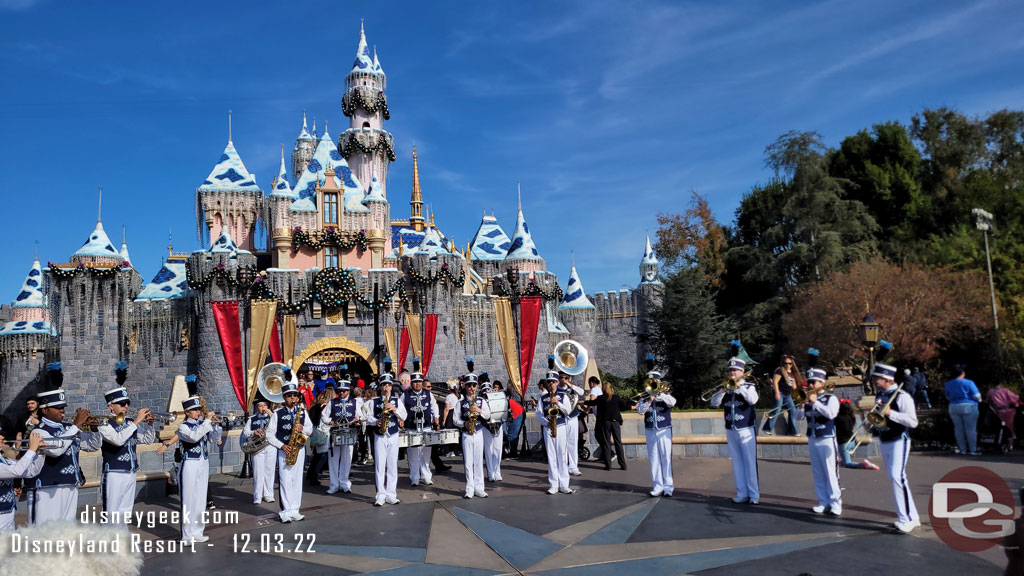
[632,378,671,402]
[700,372,750,402]
[90,411,178,427]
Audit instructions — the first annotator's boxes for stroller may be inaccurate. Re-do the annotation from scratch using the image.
[977,402,1014,455]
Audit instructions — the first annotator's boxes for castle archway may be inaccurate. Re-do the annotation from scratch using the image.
[292,336,377,383]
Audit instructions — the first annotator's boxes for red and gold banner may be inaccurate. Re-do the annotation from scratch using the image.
[211,300,246,410]
[519,296,542,397]
[269,317,282,363]
[422,314,438,376]
[399,326,410,371]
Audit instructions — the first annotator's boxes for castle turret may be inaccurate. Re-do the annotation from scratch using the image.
[119,227,132,266]
[340,22,395,199]
[504,190,545,273]
[196,131,263,252]
[468,213,510,288]
[558,262,596,376]
[292,112,315,183]
[0,256,56,414]
[269,146,297,268]
[409,149,425,232]
[640,235,661,284]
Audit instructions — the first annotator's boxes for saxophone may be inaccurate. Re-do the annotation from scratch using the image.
[465,390,478,436]
[284,406,308,467]
[546,398,560,438]
[378,398,394,435]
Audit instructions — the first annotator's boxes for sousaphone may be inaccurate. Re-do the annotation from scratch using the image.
[553,339,588,376]
[257,362,296,404]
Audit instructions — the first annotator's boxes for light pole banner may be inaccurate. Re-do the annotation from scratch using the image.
[519,296,542,396]
[406,313,422,360]
[246,299,277,410]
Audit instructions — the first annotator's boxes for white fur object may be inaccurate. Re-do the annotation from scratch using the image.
[0,521,142,575]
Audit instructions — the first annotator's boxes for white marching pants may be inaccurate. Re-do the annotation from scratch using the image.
[645,427,674,494]
[252,447,277,501]
[277,448,305,520]
[544,425,570,491]
[373,433,399,503]
[881,436,919,523]
[179,459,209,541]
[483,427,503,480]
[567,416,580,473]
[328,444,355,492]
[28,486,78,524]
[102,469,136,522]
[407,445,432,485]
[0,510,13,531]
[809,437,841,510]
[726,427,759,500]
[462,431,485,496]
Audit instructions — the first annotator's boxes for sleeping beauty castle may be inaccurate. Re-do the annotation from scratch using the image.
[0,24,662,419]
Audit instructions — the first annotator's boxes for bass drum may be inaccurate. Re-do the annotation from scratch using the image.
[484,392,508,424]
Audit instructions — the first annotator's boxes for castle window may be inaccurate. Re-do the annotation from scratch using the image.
[324,192,339,226]
[324,246,339,269]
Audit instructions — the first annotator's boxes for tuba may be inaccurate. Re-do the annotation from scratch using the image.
[284,406,308,466]
[258,362,296,404]
[553,340,588,376]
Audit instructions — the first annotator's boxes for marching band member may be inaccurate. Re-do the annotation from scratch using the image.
[537,371,574,495]
[28,364,100,523]
[241,399,276,504]
[176,395,216,543]
[366,374,407,506]
[711,357,760,504]
[266,380,313,522]
[636,368,675,497]
[870,363,921,533]
[797,368,842,515]
[0,425,45,530]
[403,370,437,487]
[453,374,491,498]
[483,380,505,482]
[325,379,360,494]
[558,370,585,477]
[96,382,155,523]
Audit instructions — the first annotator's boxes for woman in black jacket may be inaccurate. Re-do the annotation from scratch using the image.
[586,380,633,470]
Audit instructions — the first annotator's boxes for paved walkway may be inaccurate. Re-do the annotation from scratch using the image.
[130,451,1015,575]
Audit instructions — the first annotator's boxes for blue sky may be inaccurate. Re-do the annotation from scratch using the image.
[1,0,1022,299]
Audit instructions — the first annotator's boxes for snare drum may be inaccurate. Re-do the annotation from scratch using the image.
[439,429,460,445]
[398,431,410,448]
[330,427,358,446]
[406,432,424,447]
[485,392,508,424]
[423,430,442,446]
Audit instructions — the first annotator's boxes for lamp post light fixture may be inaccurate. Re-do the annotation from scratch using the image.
[972,208,1002,364]
[860,313,880,395]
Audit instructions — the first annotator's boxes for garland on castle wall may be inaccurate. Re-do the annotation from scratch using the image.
[342,89,390,120]
[493,276,564,302]
[339,131,397,162]
[246,267,408,313]
[407,261,466,288]
[291,227,368,253]
[48,262,133,279]
[185,263,258,289]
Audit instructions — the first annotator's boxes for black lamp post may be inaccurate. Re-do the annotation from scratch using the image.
[860,313,880,394]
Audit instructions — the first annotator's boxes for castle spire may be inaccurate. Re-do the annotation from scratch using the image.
[506,186,542,263]
[640,235,661,284]
[97,186,103,226]
[120,225,132,265]
[410,147,425,232]
[560,260,595,310]
[350,20,374,75]
[228,109,233,143]
[271,144,295,198]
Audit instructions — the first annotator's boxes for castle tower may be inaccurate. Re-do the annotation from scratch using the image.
[0,256,56,415]
[559,261,597,375]
[196,130,263,252]
[640,235,661,285]
[340,22,395,199]
[363,172,390,269]
[504,189,545,274]
[269,146,297,268]
[409,149,425,232]
[119,226,132,266]
[292,112,315,183]
[468,213,510,287]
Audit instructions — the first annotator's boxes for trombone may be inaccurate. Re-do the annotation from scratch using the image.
[700,371,751,402]
[631,378,671,402]
[764,382,836,418]
[845,383,904,455]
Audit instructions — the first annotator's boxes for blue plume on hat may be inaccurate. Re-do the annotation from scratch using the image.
[645,353,655,372]
[413,358,421,373]
[383,357,393,373]
[729,340,741,357]
[283,366,294,382]
[547,354,556,371]
[466,357,474,373]
[877,340,893,362]
[46,361,63,389]
[185,374,198,396]
[115,361,128,385]
[807,348,820,368]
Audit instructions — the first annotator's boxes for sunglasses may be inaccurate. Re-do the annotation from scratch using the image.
[784,362,794,366]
